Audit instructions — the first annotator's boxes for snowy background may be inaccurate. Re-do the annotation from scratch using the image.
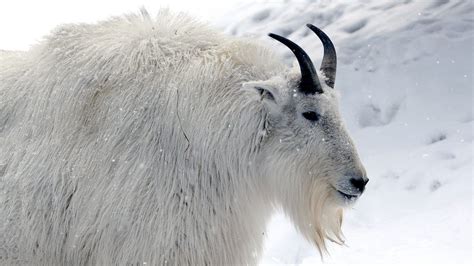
[1,0,472,264]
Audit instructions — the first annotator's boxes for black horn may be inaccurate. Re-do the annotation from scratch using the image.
[268,33,323,94]
[306,24,337,88]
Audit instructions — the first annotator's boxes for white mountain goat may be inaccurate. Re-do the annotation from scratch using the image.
[0,10,368,265]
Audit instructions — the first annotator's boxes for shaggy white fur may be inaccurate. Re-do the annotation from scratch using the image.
[0,9,365,265]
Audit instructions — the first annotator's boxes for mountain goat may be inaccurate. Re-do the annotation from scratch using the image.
[0,9,368,265]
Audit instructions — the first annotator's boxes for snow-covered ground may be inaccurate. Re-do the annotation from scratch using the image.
[220,0,473,264]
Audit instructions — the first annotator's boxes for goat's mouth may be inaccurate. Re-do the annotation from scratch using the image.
[337,190,359,201]
[331,186,360,205]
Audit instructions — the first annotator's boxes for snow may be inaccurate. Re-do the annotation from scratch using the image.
[1,0,472,264]
[219,0,473,264]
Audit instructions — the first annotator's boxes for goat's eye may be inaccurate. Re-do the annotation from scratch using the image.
[302,111,320,122]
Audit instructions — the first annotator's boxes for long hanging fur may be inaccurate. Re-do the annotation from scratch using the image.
[0,9,351,265]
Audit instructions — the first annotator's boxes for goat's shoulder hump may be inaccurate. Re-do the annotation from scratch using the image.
[40,9,227,63]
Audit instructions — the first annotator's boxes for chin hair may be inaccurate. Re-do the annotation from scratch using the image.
[282,180,345,257]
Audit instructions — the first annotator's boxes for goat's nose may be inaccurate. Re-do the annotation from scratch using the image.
[350,177,369,193]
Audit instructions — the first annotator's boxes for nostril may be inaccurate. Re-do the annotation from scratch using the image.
[350,178,366,192]
[364,179,369,185]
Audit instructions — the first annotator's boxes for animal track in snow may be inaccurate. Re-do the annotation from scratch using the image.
[427,132,447,145]
[252,9,271,22]
[429,180,442,192]
[342,19,367,33]
[358,101,401,128]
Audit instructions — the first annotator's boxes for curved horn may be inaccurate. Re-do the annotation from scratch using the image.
[268,33,323,94]
[307,24,337,88]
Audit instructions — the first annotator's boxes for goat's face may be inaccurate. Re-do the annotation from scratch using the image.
[247,75,367,205]
[244,25,367,251]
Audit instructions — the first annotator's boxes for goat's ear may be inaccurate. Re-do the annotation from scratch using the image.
[242,80,280,105]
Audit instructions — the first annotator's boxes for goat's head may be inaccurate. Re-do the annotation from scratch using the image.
[244,25,368,253]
